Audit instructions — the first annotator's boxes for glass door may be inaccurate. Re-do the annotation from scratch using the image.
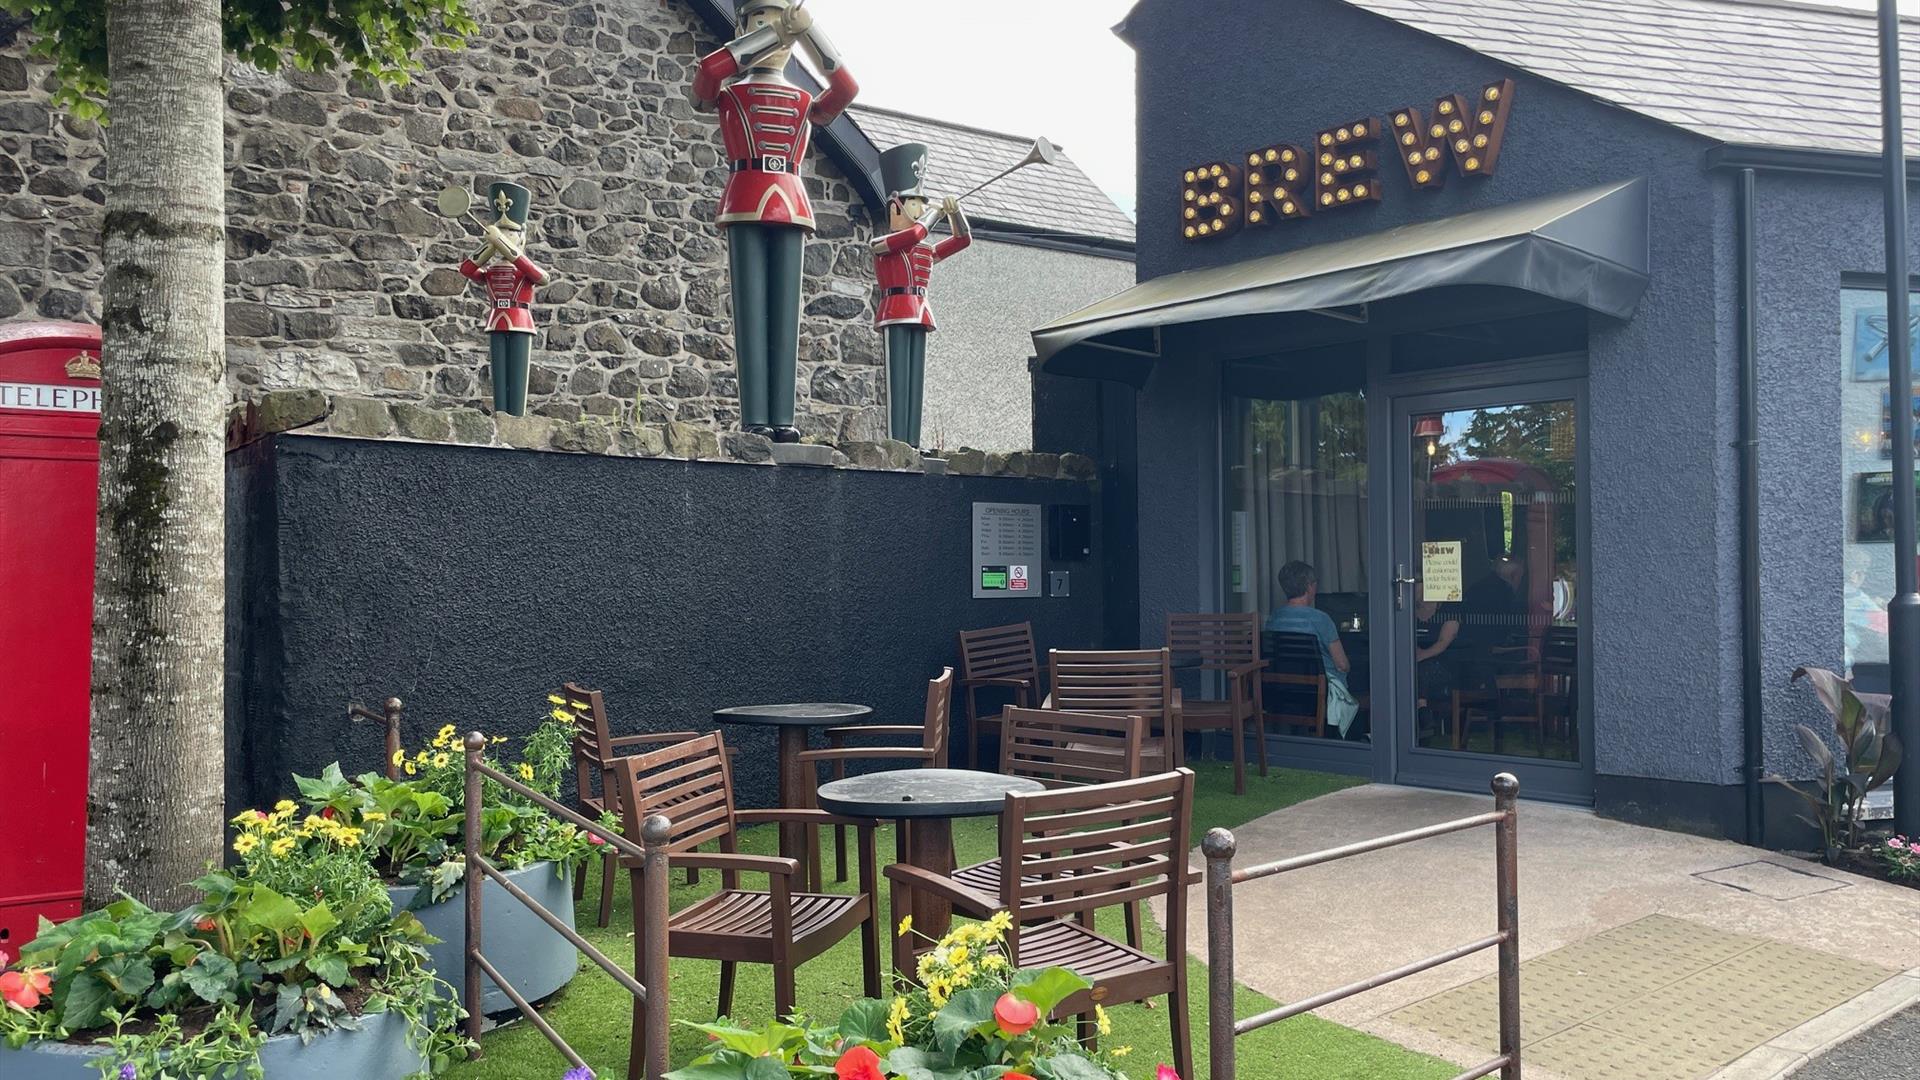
[1389,383,1593,801]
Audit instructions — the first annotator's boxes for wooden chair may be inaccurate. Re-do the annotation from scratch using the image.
[561,682,710,927]
[799,668,953,886]
[610,731,881,1030]
[1044,648,1184,771]
[885,770,1197,1080]
[1260,632,1328,739]
[1166,612,1265,794]
[956,622,1040,770]
[944,707,1149,949]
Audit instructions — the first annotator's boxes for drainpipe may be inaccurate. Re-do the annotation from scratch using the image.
[1736,168,1765,847]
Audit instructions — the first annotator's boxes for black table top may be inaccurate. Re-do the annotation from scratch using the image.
[711,702,874,727]
[814,768,1045,819]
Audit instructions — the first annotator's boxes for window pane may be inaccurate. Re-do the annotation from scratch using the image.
[1840,287,1908,689]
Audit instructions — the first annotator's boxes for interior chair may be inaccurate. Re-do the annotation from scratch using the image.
[799,668,952,886]
[956,622,1040,769]
[1165,612,1265,794]
[1044,647,1183,772]
[1260,631,1329,739]
[610,731,880,1043]
[883,769,1198,1080]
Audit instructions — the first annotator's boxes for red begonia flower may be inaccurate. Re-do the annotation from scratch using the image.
[1,968,53,1010]
[834,1044,886,1080]
[993,993,1040,1036]
[1004,1073,1039,1080]
[1155,1067,1183,1080]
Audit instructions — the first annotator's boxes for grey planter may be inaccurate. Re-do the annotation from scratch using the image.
[388,859,578,1015]
[0,1008,421,1080]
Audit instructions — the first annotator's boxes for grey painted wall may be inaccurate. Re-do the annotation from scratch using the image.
[1121,0,1743,790]
[224,434,1108,811]
[925,239,1134,452]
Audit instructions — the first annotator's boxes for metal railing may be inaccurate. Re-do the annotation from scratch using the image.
[1204,773,1521,1080]
[349,697,405,779]
[462,732,673,1080]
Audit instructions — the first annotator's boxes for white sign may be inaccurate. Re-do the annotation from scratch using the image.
[972,502,1044,600]
[1421,540,1464,603]
[1010,565,1030,591]
[0,382,100,414]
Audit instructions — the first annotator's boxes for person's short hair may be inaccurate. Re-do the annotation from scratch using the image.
[1278,560,1317,600]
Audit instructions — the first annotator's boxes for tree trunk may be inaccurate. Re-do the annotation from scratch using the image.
[86,0,228,909]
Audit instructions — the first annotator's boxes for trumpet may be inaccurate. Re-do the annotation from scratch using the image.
[917,137,1062,227]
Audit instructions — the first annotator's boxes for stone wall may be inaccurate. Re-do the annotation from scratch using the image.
[0,0,914,458]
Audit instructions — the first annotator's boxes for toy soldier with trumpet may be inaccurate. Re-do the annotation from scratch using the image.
[691,0,858,442]
[440,181,549,418]
[872,143,970,448]
[869,137,1061,448]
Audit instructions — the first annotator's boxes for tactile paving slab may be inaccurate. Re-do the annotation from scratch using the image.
[1386,914,1897,1079]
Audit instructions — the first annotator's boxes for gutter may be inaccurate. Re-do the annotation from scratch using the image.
[1708,143,1920,182]
[1735,167,1765,846]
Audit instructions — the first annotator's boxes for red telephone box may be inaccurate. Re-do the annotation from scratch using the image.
[0,321,101,952]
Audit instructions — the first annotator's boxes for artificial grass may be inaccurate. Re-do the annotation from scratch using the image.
[446,761,1456,1080]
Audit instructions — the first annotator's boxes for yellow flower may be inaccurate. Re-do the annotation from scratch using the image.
[887,996,909,1043]
[433,753,450,769]
[269,837,296,858]
[391,749,405,767]
[491,736,508,745]
[1111,1046,1132,1058]
[546,694,566,706]
[569,700,590,711]
[274,799,297,814]
[925,976,951,1007]
[404,762,417,776]
[518,762,535,782]
[986,910,1012,936]
[551,708,574,723]
[981,952,1008,971]
[437,724,457,741]
[233,833,260,856]
[363,811,386,823]
[897,915,913,938]
[1095,1005,1112,1036]
[948,944,968,965]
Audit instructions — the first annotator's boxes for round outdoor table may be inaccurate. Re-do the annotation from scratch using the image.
[713,702,874,891]
[815,768,1045,966]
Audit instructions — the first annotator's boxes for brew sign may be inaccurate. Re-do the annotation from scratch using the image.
[1182,79,1516,242]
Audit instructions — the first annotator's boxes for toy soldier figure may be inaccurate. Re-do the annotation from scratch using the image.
[456,182,548,417]
[872,143,970,448]
[692,0,858,442]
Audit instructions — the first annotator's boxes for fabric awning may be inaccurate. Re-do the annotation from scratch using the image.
[1032,178,1649,382]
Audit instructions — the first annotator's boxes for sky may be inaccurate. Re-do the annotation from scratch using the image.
[808,0,1140,216]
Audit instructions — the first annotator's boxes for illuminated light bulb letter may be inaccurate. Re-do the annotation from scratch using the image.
[1392,78,1516,186]
[1314,118,1382,211]
[1241,143,1311,226]
[1181,161,1243,241]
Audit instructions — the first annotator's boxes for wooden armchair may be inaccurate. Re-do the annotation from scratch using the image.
[884,770,1197,1080]
[1166,612,1265,794]
[1044,648,1183,772]
[956,622,1039,769]
[944,707,1150,950]
[610,732,881,1031]
[800,668,953,887]
[560,682,710,927]
[1260,632,1328,739]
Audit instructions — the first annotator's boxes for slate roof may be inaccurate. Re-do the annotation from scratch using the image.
[1338,0,1920,155]
[847,104,1136,247]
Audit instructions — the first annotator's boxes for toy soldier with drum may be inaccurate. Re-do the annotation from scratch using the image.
[691,0,858,442]
[443,181,549,418]
[871,142,971,448]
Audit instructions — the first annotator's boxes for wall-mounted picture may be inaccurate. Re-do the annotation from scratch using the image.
[1853,471,1920,542]
[1881,390,1920,458]
[1844,287,1920,382]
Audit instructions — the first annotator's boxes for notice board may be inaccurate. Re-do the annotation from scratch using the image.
[972,502,1043,599]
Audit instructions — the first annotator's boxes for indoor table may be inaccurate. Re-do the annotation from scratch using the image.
[713,701,873,891]
[814,767,1044,968]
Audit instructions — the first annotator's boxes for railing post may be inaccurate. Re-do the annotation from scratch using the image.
[1203,827,1239,1080]
[463,731,487,1049]
[1491,772,1521,1080]
[639,814,673,1080]
[383,697,405,780]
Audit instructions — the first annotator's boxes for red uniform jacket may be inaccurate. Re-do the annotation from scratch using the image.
[458,254,548,334]
[872,223,971,330]
[693,51,858,230]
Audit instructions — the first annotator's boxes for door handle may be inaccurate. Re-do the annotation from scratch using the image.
[1393,563,1418,610]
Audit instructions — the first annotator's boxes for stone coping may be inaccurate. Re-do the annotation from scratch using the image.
[231,389,1098,481]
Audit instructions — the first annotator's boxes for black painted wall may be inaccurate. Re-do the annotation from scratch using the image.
[225,435,1108,811]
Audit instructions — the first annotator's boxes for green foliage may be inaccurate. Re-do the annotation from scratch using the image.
[0,0,478,120]
[1771,666,1905,859]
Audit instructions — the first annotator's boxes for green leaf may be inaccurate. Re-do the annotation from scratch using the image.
[838,997,891,1043]
[1034,1054,1124,1080]
[300,902,341,942]
[244,885,304,935]
[884,1046,974,1080]
[58,971,112,1030]
[1010,967,1090,1018]
[932,987,999,1054]
[183,951,240,1005]
[743,1059,791,1080]
[96,953,156,1000]
[309,952,352,987]
[664,1065,755,1080]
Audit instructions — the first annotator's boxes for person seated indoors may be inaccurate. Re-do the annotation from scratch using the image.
[1264,560,1361,735]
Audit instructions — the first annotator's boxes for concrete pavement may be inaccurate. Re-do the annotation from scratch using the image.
[1162,783,1920,1080]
